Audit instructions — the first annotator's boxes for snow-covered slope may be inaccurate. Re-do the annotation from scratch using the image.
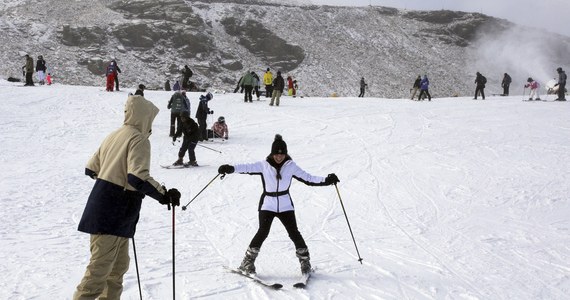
[1,81,568,299]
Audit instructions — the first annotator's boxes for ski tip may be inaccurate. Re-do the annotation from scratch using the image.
[271,283,284,289]
[293,282,306,288]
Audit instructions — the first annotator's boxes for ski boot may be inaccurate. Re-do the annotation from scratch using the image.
[296,248,312,274]
[173,157,184,166]
[184,161,199,167]
[238,247,259,274]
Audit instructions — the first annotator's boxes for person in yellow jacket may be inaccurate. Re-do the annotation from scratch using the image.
[73,93,181,300]
[263,68,273,98]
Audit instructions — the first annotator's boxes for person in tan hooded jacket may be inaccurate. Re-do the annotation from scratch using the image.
[73,93,181,300]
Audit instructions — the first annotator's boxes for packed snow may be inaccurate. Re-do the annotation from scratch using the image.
[0,80,568,299]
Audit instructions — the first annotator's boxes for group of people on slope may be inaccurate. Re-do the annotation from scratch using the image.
[404,67,566,101]
[263,68,287,106]
[475,67,566,101]
[236,70,262,102]
[235,68,293,106]
[167,90,229,167]
[22,54,52,86]
[72,89,339,300]
[410,75,432,101]
[163,65,196,92]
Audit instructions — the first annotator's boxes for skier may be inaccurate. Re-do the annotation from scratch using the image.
[474,72,486,100]
[172,80,181,91]
[73,93,181,300]
[287,75,294,96]
[524,77,541,101]
[292,80,300,98]
[195,92,213,141]
[112,60,122,91]
[22,54,34,86]
[358,77,367,97]
[411,75,421,100]
[269,71,285,106]
[181,65,193,90]
[252,71,261,100]
[501,73,512,96]
[35,55,47,85]
[418,75,432,101]
[167,90,190,137]
[238,71,255,102]
[164,79,171,91]
[46,73,52,85]
[555,67,567,101]
[105,61,118,91]
[217,134,340,275]
[211,116,229,139]
[172,111,200,166]
[263,68,273,98]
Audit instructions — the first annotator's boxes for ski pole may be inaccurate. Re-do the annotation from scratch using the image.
[172,205,176,300]
[334,183,363,264]
[196,142,222,153]
[182,173,223,210]
[131,237,143,300]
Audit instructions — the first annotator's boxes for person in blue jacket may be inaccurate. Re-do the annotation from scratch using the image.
[217,134,340,275]
[73,93,181,300]
[418,75,432,101]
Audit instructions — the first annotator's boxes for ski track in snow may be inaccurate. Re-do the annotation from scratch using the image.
[1,82,569,299]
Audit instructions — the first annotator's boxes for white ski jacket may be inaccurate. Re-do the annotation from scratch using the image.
[234,158,327,212]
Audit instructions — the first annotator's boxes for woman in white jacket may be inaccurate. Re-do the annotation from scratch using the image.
[218,134,339,275]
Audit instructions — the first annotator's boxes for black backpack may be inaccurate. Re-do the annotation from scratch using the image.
[481,76,487,84]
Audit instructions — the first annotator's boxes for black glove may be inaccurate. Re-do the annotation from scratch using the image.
[218,164,235,175]
[160,188,181,206]
[325,173,340,185]
[209,110,214,114]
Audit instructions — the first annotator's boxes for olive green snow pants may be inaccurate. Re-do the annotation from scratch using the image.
[73,234,130,300]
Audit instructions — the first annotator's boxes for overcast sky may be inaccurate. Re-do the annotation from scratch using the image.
[308,0,570,37]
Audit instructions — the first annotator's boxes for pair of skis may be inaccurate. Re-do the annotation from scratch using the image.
[225,266,312,290]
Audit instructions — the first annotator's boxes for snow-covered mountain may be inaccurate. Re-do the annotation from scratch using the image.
[1,0,569,97]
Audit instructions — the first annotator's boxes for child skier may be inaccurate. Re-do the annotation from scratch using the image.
[217,134,340,275]
[173,111,200,166]
[211,116,229,139]
[524,77,541,101]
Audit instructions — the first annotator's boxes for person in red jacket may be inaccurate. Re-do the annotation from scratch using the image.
[105,61,118,91]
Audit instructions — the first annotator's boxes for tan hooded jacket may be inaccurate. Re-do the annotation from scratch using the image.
[79,95,165,237]
[87,95,163,192]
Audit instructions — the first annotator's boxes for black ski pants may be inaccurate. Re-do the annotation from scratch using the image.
[358,87,365,97]
[418,89,431,101]
[558,82,566,100]
[178,137,197,162]
[265,85,273,98]
[170,112,181,136]
[475,85,485,99]
[198,117,207,141]
[243,85,253,102]
[249,210,307,250]
[503,84,509,96]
